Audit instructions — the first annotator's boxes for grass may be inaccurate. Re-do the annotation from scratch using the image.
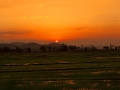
[0,51,120,90]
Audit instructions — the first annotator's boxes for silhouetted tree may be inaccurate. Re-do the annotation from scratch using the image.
[118,46,120,50]
[103,46,109,50]
[110,43,115,50]
[115,46,120,50]
[84,47,89,51]
[81,45,84,50]
[26,47,31,52]
[115,46,118,50]
[15,46,22,52]
[40,45,47,52]
[68,45,77,51]
[68,46,74,51]
[47,45,52,52]
[90,45,97,51]
[73,46,78,51]
[2,46,10,52]
[59,44,68,51]
[0,48,2,52]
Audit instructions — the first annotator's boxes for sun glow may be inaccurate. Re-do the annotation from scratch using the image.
[0,0,120,45]
[55,40,58,43]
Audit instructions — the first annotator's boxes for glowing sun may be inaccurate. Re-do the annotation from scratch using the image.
[55,40,58,43]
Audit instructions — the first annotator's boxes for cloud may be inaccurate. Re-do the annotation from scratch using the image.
[64,27,84,32]
[0,31,31,35]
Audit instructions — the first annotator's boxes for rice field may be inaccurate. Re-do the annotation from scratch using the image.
[0,51,120,90]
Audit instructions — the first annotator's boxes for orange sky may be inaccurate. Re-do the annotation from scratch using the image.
[0,0,120,45]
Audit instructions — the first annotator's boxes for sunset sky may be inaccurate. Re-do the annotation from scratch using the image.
[0,0,120,45]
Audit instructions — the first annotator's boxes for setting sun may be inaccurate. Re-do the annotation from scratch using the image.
[0,0,120,45]
[55,40,58,43]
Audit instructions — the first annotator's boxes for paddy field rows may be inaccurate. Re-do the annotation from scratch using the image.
[0,51,120,90]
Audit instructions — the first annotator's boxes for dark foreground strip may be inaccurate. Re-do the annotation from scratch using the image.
[0,66,120,73]
[0,63,78,66]
[0,79,120,81]
[0,60,120,66]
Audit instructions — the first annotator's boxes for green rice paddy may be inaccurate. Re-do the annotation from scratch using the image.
[0,51,120,90]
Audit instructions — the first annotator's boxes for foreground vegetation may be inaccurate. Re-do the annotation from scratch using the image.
[0,51,120,90]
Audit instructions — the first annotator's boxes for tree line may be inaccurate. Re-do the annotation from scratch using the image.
[0,43,120,53]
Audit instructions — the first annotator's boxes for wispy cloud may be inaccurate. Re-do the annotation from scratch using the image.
[64,27,84,32]
[0,31,31,35]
